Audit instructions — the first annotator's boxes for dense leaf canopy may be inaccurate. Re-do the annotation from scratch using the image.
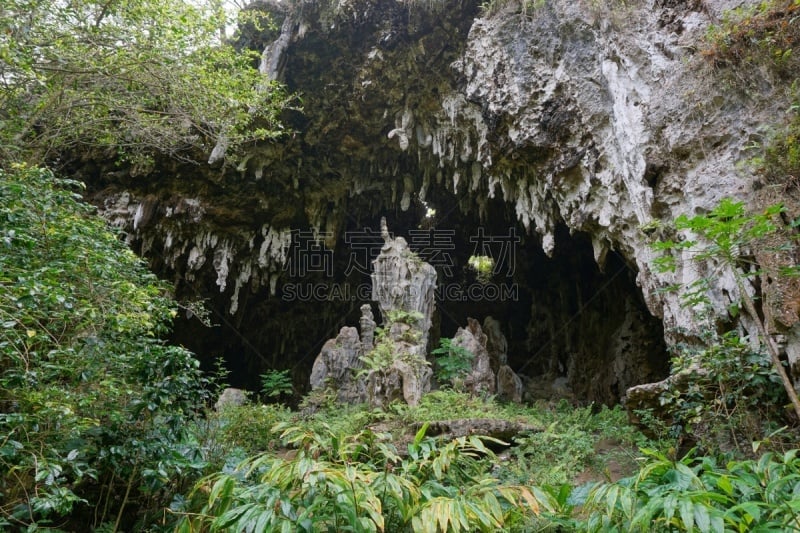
[0,0,291,168]
[0,165,207,528]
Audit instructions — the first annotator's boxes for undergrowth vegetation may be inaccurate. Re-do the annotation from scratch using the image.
[187,388,800,532]
[3,166,799,530]
[704,0,800,79]
[0,165,208,530]
[704,0,800,188]
[580,448,800,532]
[178,423,540,532]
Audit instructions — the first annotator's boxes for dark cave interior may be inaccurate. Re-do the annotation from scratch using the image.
[168,186,668,405]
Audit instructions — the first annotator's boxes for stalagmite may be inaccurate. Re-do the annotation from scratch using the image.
[309,219,436,407]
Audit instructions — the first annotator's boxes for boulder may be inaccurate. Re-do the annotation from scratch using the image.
[496,364,523,403]
[452,318,496,397]
[215,387,248,411]
[412,418,538,443]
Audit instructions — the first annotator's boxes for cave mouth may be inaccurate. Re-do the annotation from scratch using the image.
[170,192,668,406]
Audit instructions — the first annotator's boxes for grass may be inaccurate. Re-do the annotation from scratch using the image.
[209,391,663,489]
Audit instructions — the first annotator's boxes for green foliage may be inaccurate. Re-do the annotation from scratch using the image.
[179,423,542,532]
[659,333,789,455]
[652,198,783,282]
[386,309,425,325]
[302,402,390,439]
[651,197,800,446]
[652,198,786,317]
[359,324,429,378]
[704,1,800,80]
[704,1,800,190]
[479,0,546,19]
[431,338,475,389]
[467,255,495,284]
[757,85,800,187]
[260,369,294,399]
[177,387,800,532]
[0,165,207,529]
[395,389,524,423]
[0,0,295,167]
[359,328,400,375]
[498,402,651,488]
[579,448,800,532]
[211,403,292,456]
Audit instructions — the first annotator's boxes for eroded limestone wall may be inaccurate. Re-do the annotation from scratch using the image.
[83,0,799,398]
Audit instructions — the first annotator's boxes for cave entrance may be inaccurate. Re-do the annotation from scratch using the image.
[170,190,668,406]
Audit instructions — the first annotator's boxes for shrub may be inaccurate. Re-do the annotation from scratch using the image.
[0,165,206,529]
[658,333,789,455]
[497,402,651,487]
[431,338,475,389]
[651,198,800,439]
[581,448,800,532]
[213,404,292,456]
[704,1,800,81]
[178,423,542,532]
[260,368,294,399]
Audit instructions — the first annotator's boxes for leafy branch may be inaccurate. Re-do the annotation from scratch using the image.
[653,198,800,420]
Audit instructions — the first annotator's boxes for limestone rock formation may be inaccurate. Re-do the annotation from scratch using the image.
[215,388,249,411]
[624,364,710,428]
[309,221,435,407]
[481,316,523,402]
[84,0,800,399]
[496,364,524,404]
[523,374,575,403]
[413,418,538,443]
[359,304,377,353]
[372,217,437,352]
[309,326,365,404]
[483,316,508,371]
[452,318,496,397]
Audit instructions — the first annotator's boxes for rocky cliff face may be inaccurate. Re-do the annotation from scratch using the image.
[85,0,799,401]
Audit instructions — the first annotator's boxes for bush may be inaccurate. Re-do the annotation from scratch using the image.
[704,1,800,81]
[0,165,206,529]
[580,448,800,532]
[651,198,800,445]
[214,404,292,456]
[498,402,651,487]
[260,369,294,399]
[703,1,800,191]
[658,333,789,455]
[431,339,475,389]
[179,423,542,532]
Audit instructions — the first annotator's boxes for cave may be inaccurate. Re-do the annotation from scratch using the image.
[165,182,668,405]
[81,0,683,407]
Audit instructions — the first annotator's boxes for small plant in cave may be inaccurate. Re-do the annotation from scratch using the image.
[260,369,294,399]
[357,327,430,379]
[357,333,396,376]
[432,338,475,389]
[468,254,495,284]
[386,309,424,325]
